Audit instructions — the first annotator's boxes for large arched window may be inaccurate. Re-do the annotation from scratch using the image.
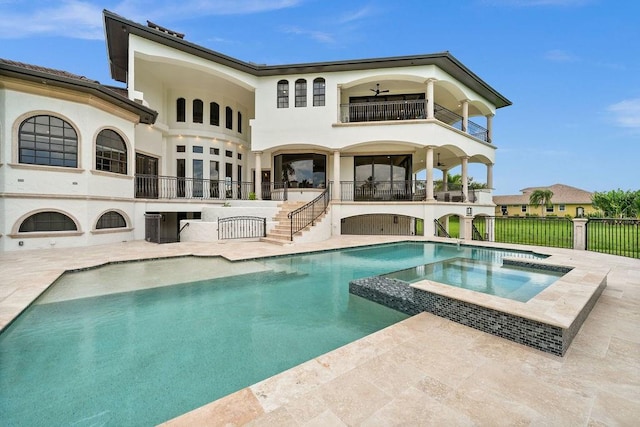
[295,79,307,107]
[210,102,220,126]
[96,211,127,229]
[313,78,326,106]
[19,115,78,167]
[225,106,233,130]
[176,98,186,122]
[96,129,127,174]
[277,80,289,108]
[19,211,77,232]
[193,99,203,123]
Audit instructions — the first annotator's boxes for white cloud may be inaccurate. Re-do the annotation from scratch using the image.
[544,49,579,62]
[281,26,335,44]
[336,6,376,24]
[607,99,640,129]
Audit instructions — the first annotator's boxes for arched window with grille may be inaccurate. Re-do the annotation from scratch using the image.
[96,129,127,174]
[277,80,289,108]
[96,211,127,229]
[176,98,186,122]
[295,79,307,107]
[210,102,220,126]
[313,78,326,106]
[19,115,78,167]
[225,106,233,129]
[19,211,77,232]
[193,99,203,123]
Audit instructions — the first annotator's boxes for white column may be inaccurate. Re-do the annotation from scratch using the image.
[332,150,341,200]
[461,100,469,133]
[253,151,262,200]
[461,156,469,202]
[426,79,435,119]
[486,113,494,143]
[486,163,493,190]
[426,146,435,200]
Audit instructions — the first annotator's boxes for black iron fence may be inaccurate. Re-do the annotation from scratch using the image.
[586,218,640,258]
[288,186,331,240]
[218,216,267,240]
[472,216,574,249]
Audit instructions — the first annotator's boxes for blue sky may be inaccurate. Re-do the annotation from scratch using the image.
[1,0,638,195]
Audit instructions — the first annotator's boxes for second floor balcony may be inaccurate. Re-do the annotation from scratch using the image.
[339,99,490,143]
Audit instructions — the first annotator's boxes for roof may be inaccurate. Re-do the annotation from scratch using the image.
[493,184,594,205]
[0,59,158,124]
[103,10,512,109]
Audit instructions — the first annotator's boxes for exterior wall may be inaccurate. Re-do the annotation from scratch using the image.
[495,203,598,217]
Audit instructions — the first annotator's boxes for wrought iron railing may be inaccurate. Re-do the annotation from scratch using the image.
[339,180,477,203]
[434,219,451,238]
[339,99,489,142]
[218,216,267,240]
[287,185,331,240]
[586,218,640,258]
[472,216,573,249]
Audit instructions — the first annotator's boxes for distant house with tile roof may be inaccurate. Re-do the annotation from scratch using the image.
[493,184,596,217]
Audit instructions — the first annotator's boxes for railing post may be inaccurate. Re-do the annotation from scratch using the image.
[573,218,588,251]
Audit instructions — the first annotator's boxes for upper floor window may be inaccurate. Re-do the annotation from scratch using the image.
[19,211,77,232]
[277,80,289,108]
[193,99,203,123]
[546,205,554,213]
[96,211,126,229]
[295,79,307,107]
[313,78,325,106]
[176,98,186,122]
[225,106,233,130]
[210,102,220,126]
[96,129,127,174]
[521,205,527,213]
[19,115,78,168]
[237,111,242,133]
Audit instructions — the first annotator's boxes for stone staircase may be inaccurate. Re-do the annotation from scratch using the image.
[261,201,324,245]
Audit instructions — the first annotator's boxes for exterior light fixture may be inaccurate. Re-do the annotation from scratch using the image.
[466,207,473,216]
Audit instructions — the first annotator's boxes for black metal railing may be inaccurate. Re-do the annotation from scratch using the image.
[339,180,477,203]
[434,219,451,238]
[586,218,640,258]
[472,223,484,241]
[472,216,573,249]
[341,214,415,235]
[218,216,267,240]
[287,185,331,240]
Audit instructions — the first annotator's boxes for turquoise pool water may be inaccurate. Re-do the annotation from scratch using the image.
[0,242,545,426]
[383,258,563,302]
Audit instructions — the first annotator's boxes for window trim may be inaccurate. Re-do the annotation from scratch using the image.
[295,79,307,107]
[12,209,82,237]
[277,80,289,108]
[313,77,326,107]
[95,128,128,175]
[18,114,79,168]
[95,210,128,230]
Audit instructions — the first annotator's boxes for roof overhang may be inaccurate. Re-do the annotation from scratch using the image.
[104,10,512,109]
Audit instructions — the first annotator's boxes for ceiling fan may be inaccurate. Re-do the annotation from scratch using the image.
[370,83,390,96]
[437,153,446,167]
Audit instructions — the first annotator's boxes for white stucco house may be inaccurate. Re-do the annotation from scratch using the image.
[0,10,511,252]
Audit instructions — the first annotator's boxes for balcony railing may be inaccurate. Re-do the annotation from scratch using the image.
[339,180,478,203]
[340,100,489,143]
[136,175,265,200]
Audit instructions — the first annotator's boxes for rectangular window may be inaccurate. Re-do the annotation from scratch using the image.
[546,205,554,213]
[193,146,203,153]
[501,205,508,215]
[193,159,203,197]
[177,145,186,152]
[521,205,527,213]
[295,79,307,107]
[210,148,219,155]
[237,112,242,133]
[177,159,186,198]
[237,153,242,160]
[225,150,233,158]
[559,204,566,212]
[209,160,219,197]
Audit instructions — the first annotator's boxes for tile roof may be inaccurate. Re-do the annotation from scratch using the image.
[0,59,99,83]
[494,183,593,205]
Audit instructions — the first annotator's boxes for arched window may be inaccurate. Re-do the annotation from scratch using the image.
[210,102,220,126]
[176,98,186,122]
[225,106,233,129]
[237,111,242,133]
[277,80,289,108]
[19,211,77,232]
[295,79,307,107]
[96,129,127,174]
[313,78,326,106]
[96,211,127,229]
[19,115,78,167]
[193,99,203,123]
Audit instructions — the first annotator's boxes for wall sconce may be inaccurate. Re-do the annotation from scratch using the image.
[466,207,473,216]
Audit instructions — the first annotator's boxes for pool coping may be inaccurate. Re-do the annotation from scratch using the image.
[349,256,608,356]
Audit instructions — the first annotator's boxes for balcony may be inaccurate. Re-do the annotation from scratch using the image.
[339,180,480,203]
[339,100,489,143]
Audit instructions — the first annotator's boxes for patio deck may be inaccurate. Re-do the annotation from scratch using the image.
[0,236,638,425]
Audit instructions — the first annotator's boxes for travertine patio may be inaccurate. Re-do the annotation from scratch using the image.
[1,236,638,425]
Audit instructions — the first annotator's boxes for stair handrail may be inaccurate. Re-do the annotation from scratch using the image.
[472,223,484,241]
[434,219,451,238]
[287,184,331,241]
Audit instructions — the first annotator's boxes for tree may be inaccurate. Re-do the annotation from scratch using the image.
[529,189,554,217]
[591,189,640,218]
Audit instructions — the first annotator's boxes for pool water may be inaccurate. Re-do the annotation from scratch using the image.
[383,257,563,302]
[0,242,545,426]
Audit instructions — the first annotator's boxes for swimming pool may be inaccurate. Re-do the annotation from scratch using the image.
[0,242,546,425]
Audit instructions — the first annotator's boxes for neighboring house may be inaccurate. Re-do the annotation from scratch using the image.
[0,10,511,252]
[493,184,596,217]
